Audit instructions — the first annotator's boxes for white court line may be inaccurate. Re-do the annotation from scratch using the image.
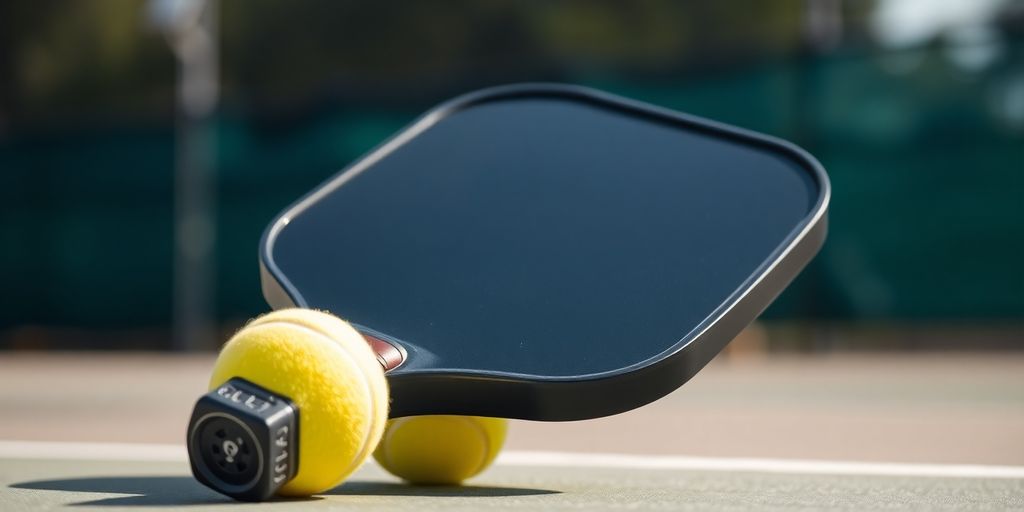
[0,441,186,462]
[496,451,1024,479]
[2,440,1023,479]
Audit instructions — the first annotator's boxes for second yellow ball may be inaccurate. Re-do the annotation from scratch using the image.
[373,415,508,485]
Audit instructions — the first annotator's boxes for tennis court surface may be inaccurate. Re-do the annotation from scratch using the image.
[2,352,1022,510]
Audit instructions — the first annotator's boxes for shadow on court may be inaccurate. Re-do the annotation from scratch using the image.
[12,476,558,507]
[330,480,560,497]
[12,476,293,507]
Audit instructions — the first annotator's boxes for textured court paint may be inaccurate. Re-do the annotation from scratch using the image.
[209,309,389,495]
[3,457,1023,511]
[3,441,1024,480]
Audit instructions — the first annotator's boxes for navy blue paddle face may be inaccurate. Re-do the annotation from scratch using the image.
[261,85,829,420]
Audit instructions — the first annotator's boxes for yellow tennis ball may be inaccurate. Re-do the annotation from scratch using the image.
[208,308,388,496]
[373,415,508,485]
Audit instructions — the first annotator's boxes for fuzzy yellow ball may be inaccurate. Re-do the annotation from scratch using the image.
[374,415,508,485]
[208,309,389,496]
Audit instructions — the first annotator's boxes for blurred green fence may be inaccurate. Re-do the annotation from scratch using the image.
[2,49,1022,331]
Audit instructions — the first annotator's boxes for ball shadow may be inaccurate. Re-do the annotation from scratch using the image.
[10,476,318,507]
[330,480,560,497]
[13,476,558,505]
